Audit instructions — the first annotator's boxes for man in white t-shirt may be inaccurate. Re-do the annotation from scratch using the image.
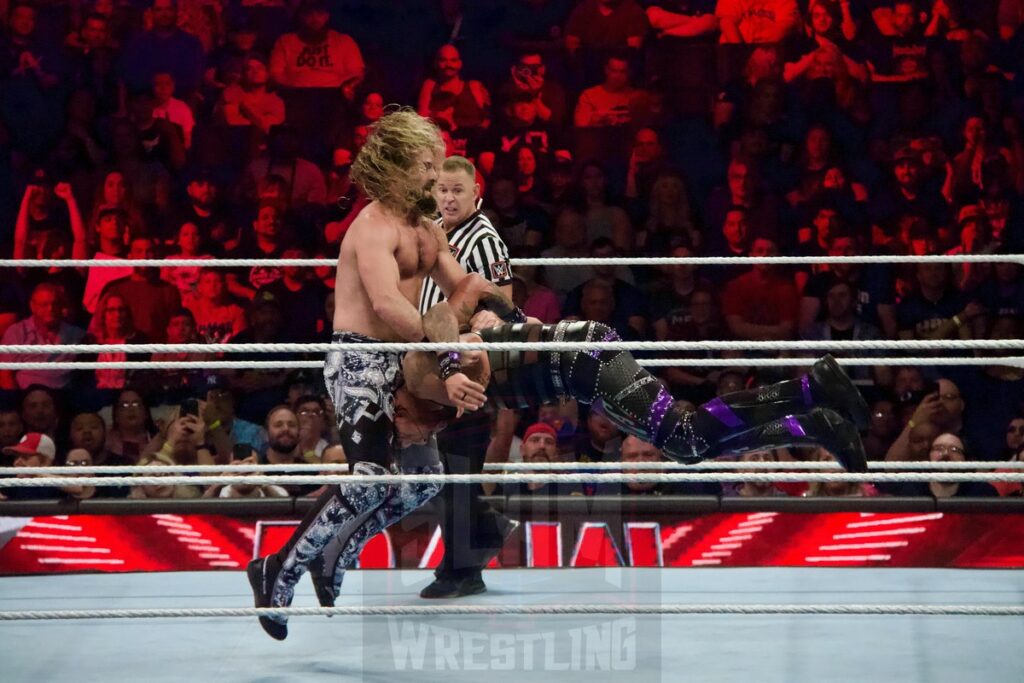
[152,71,196,148]
[269,0,364,94]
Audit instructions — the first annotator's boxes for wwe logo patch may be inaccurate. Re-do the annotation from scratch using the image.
[449,244,461,258]
[490,259,511,281]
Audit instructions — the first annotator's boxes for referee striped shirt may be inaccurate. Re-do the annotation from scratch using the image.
[418,210,513,314]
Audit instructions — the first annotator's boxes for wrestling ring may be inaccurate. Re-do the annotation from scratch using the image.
[1,253,1023,682]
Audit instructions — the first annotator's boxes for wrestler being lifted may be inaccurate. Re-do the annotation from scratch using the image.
[247,110,486,640]
[298,273,871,611]
[397,273,871,472]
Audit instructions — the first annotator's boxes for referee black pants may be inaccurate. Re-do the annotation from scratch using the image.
[434,413,508,581]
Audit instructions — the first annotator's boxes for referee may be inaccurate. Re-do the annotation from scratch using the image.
[418,155,518,599]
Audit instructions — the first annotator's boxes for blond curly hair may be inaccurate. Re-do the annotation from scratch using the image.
[350,108,444,218]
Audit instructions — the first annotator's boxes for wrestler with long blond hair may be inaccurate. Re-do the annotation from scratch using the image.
[247,108,486,640]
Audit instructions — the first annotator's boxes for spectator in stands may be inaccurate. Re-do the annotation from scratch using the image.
[542,207,592,298]
[477,91,561,177]
[187,268,246,343]
[80,292,149,393]
[204,445,289,498]
[88,170,147,243]
[482,176,549,250]
[119,0,205,96]
[638,170,699,254]
[255,248,329,343]
[889,433,998,497]
[1,433,62,500]
[295,394,330,461]
[625,128,667,201]
[151,71,194,149]
[783,2,866,87]
[242,127,327,207]
[510,263,561,324]
[645,3,720,39]
[101,237,182,343]
[0,410,25,450]
[269,0,364,95]
[864,396,900,461]
[173,169,229,251]
[502,422,582,495]
[706,156,781,247]
[128,450,202,499]
[724,449,786,497]
[897,263,981,341]
[565,0,648,55]
[60,448,99,500]
[14,180,88,266]
[575,409,621,463]
[125,92,187,171]
[106,388,157,465]
[1,283,86,390]
[202,374,268,455]
[82,208,134,314]
[496,51,568,127]
[261,405,302,475]
[801,279,886,382]
[216,55,285,134]
[146,406,213,466]
[69,412,107,464]
[576,161,633,251]
[162,222,212,303]
[800,233,899,340]
[866,1,934,83]
[19,387,61,438]
[1,3,60,93]
[717,0,801,44]
[565,240,648,337]
[417,44,491,155]
[573,54,649,129]
[721,238,799,340]
[1004,417,1024,458]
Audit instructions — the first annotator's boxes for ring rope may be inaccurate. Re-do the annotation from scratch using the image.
[5,472,1023,488]
[0,604,1019,620]
[4,339,1024,354]
[2,254,1021,268]
[7,461,1020,476]
[0,357,1019,370]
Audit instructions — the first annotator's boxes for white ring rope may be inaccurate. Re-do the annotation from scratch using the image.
[1,254,1021,268]
[4,339,1024,355]
[4,472,1023,488]
[6,461,1020,476]
[0,357,1020,370]
[0,604,1019,620]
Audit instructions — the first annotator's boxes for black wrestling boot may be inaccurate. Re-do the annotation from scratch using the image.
[308,556,336,609]
[718,408,868,472]
[247,556,288,640]
[419,574,487,599]
[690,356,869,449]
[810,355,870,430]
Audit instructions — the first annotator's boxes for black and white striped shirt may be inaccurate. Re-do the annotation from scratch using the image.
[418,210,513,314]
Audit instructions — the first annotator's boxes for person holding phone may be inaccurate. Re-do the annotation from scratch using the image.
[146,400,214,467]
[203,443,289,499]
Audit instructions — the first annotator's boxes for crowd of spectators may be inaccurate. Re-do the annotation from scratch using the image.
[2,0,1024,502]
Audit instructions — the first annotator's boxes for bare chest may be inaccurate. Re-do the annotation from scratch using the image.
[396,225,438,279]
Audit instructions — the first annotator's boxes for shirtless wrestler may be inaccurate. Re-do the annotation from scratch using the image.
[247,110,487,640]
